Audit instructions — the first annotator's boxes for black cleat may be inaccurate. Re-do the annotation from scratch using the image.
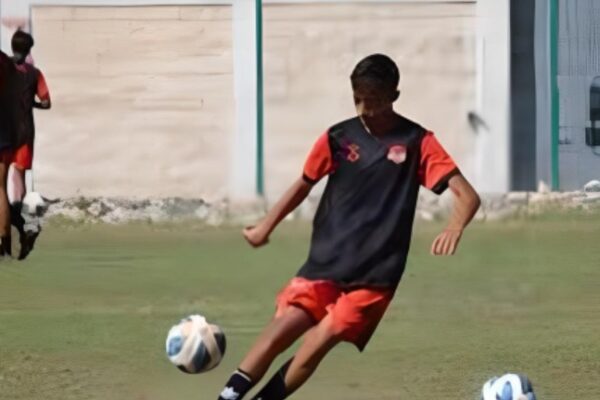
[1,236,12,258]
[18,230,40,261]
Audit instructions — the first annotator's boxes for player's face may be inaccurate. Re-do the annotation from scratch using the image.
[353,84,397,120]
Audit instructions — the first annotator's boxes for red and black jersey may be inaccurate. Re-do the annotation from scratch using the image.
[13,61,50,146]
[0,51,18,151]
[298,116,458,288]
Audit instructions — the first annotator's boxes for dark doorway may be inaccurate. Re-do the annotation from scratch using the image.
[510,0,537,190]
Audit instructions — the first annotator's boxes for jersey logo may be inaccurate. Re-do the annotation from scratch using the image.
[345,143,360,162]
[387,144,407,164]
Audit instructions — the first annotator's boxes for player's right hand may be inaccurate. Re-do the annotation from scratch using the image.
[243,225,270,248]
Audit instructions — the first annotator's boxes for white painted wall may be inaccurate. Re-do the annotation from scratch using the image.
[1,0,488,200]
[475,0,510,192]
[29,6,235,199]
[262,2,477,199]
[231,0,258,201]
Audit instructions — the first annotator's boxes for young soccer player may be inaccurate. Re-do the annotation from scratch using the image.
[10,30,51,259]
[216,54,481,400]
[0,50,19,255]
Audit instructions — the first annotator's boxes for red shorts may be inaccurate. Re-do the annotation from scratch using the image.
[12,143,33,170]
[276,278,393,351]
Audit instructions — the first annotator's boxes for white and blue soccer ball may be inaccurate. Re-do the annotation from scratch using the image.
[165,314,226,374]
[481,373,537,400]
[22,192,48,216]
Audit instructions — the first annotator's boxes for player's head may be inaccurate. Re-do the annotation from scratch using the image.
[11,29,34,63]
[350,54,400,119]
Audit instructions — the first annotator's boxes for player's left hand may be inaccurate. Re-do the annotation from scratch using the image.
[431,228,463,256]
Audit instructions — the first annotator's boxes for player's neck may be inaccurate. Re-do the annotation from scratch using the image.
[12,55,26,65]
[360,111,400,137]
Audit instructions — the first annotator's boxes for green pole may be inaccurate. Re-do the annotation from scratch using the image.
[550,0,560,190]
[256,0,265,196]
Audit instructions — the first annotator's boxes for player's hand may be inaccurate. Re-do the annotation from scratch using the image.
[430,228,463,256]
[243,225,270,248]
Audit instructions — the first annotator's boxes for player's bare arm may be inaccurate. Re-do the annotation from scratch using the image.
[431,173,480,256]
[243,177,313,248]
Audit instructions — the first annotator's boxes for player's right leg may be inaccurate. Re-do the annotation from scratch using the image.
[217,306,313,400]
[8,144,39,260]
[0,157,11,256]
[7,164,26,232]
[240,305,314,380]
[249,287,393,400]
[216,278,340,400]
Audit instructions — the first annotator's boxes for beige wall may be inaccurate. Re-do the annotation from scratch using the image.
[30,3,475,200]
[263,2,476,198]
[32,5,233,199]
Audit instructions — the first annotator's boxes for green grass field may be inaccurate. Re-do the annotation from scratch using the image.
[1,216,599,400]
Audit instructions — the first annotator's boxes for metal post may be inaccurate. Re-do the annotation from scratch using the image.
[255,0,264,196]
[550,0,560,190]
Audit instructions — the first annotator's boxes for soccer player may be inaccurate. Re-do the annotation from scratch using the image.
[10,30,51,260]
[216,54,481,400]
[0,50,18,256]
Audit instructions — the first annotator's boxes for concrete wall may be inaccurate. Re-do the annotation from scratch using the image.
[6,2,477,199]
[31,6,234,199]
[263,2,477,198]
[474,0,510,193]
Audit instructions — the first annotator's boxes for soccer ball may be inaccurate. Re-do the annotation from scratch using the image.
[481,373,537,400]
[22,192,47,216]
[165,314,226,374]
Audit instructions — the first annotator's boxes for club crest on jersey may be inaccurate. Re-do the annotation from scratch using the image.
[387,144,407,164]
[345,143,360,162]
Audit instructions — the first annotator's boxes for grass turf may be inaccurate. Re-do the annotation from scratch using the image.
[0,217,599,400]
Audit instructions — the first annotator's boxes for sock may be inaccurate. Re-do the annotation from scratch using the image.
[250,360,292,400]
[218,369,254,400]
[10,202,25,235]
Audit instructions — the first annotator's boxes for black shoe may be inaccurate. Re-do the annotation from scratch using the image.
[18,230,39,261]
[1,236,12,257]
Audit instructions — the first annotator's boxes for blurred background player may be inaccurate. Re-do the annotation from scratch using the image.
[215,54,481,400]
[0,50,18,256]
[9,29,51,260]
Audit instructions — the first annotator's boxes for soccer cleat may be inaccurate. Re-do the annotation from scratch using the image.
[1,236,12,257]
[18,230,40,260]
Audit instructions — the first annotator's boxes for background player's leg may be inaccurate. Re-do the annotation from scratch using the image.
[7,164,25,205]
[251,313,342,400]
[0,161,11,255]
[7,165,26,235]
[8,165,39,260]
[217,306,313,400]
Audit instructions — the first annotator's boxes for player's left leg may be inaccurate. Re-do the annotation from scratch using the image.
[217,278,340,400]
[250,288,392,400]
[217,306,314,400]
[249,313,341,400]
[8,144,39,260]
[0,158,11,256]
[8,164,26,234]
